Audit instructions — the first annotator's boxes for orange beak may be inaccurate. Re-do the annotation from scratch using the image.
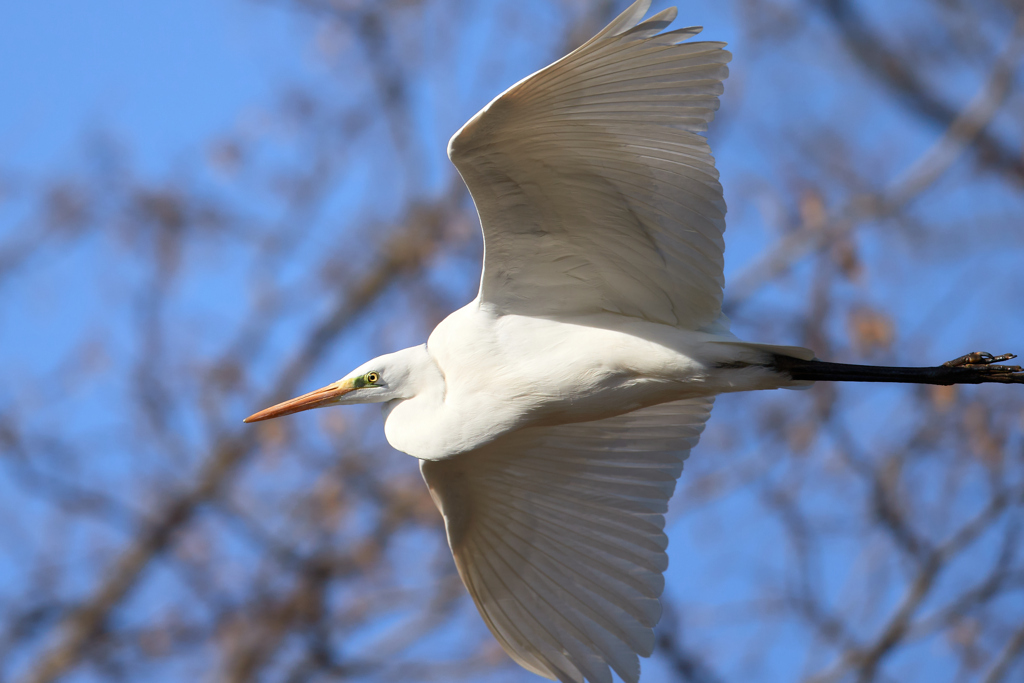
[244,379,356,423]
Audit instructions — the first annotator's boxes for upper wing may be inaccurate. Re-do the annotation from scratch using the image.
[420,397,714,683]
[449,0,731,330]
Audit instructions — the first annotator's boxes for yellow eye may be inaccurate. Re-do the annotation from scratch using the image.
[365,372,379,384]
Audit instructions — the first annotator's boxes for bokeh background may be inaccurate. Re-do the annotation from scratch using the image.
[2,1,1024,681]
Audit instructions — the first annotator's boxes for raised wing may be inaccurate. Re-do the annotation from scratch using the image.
[449,0,731,330]
[420,397,714,683]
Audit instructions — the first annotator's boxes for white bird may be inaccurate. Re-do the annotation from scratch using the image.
[245,2,1023,681]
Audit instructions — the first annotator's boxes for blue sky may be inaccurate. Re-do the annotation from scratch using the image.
[2,1,1023,682]
[0,0,307,177]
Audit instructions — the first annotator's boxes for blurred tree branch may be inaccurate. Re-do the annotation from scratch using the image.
[728,12,1024,309]
[19,185,466,683]
[817,0,1024,185]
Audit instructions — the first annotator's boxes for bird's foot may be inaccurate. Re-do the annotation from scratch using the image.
[942,351,1022,373]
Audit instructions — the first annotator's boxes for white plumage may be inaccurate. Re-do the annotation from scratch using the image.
[246,2,816,681]
[450,2,731,329]
[421,397,714,683]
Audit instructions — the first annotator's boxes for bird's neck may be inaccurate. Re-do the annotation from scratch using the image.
[381,345,454,460]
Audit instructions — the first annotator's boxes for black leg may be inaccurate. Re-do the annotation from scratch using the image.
[773,351,1024,385]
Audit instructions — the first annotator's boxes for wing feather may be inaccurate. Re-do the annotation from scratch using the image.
[421,397,714,683]
[449,0,731,328]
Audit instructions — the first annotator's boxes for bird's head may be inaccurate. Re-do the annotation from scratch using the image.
[243,347,426,423]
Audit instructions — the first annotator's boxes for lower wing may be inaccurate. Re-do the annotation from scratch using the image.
[420,397,714,683]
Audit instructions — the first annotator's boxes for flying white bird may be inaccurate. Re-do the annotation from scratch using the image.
[245,2,1023,681]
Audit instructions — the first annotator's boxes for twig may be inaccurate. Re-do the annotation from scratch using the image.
[18,193,461,683]
[727,12,1024,307]
[818,0,1024,185]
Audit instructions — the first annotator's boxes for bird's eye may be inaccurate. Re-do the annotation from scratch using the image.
[365,372,379,384]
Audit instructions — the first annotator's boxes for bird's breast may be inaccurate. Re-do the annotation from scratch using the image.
[385,306,723,460]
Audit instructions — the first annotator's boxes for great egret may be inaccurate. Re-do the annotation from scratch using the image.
[245,2,1022,681]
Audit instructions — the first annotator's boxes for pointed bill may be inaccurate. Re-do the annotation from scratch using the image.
[244,379,356,423]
